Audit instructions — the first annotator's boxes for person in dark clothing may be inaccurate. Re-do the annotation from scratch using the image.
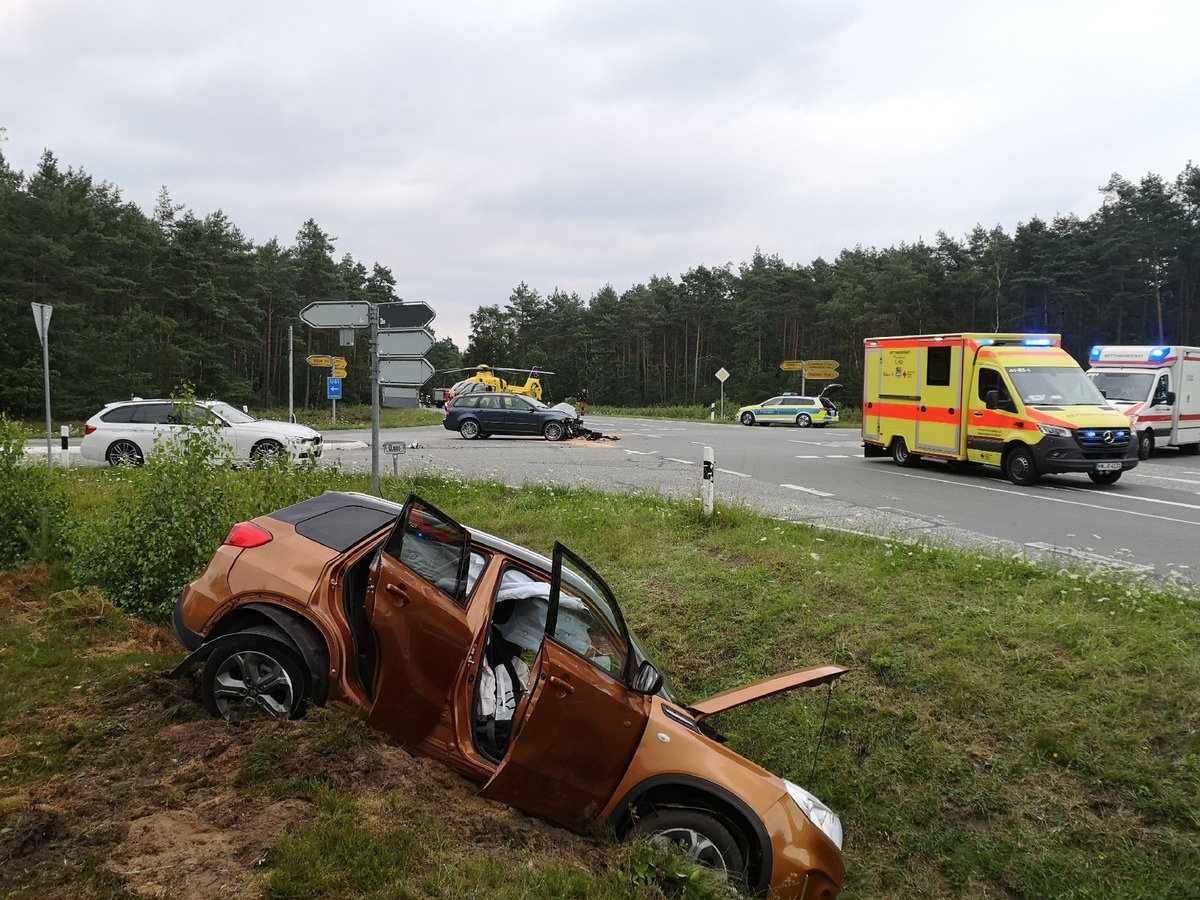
[578,387,589,415]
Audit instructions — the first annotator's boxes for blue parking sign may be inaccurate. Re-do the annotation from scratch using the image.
[327,376,343,399]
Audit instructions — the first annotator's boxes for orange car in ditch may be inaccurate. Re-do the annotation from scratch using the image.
[171,491,847,897]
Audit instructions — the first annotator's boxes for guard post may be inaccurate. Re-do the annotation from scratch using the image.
[60,425,70,470]
[702,446,714,516]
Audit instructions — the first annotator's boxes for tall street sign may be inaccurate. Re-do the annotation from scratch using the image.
[378,329,435,357]
[378,357,435,385]
[300,301,371,329]
[377,301,435,330]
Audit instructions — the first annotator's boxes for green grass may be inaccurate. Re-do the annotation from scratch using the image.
[3,467,1198,898]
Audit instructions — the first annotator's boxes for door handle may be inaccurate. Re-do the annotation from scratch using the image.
[972,411,984,417]
[548,675,575,694]
[385,582,411,605]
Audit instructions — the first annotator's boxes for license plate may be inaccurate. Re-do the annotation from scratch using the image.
[1095,462,1122,472]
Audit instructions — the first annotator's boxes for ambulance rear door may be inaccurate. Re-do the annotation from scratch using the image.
[912,340,963,457]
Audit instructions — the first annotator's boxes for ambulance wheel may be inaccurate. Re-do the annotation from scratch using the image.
[1004,446,1039,486]
[892,438,920,467]
[1088,471,1122,485]
[1137,431,1154,460]
[796,413,812,427]
[740,412,755,426]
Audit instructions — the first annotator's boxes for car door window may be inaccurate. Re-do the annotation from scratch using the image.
[380,495,473,606]
[131,403,176,425]
[506,397,533,412]
[548,544,631,680]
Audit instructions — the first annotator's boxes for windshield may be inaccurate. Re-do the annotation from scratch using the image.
[210,402,256,424]
[1006,367,1110,407]
[1087,371,1154,403]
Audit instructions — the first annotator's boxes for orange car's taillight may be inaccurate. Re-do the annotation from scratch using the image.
[223,522,273,548]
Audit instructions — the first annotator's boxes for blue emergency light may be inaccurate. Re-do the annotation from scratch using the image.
[1089,346,1102,362]
[1023,338,1054,346]
[1148,346,1171,362]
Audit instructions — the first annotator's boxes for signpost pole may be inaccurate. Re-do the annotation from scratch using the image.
[31,304,53,472]
[370,303,381,495]
[288,325,295,423]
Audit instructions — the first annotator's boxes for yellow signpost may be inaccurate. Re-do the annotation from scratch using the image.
[307,355,333,367]
[780,360,805,371]
[332,367,348,378]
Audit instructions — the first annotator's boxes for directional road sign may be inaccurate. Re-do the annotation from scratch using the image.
[806,360,839,369]
[327,377,343,399]
[300,301,371,329]
[377,301,435,330]
[780,360,805,371]
[804,368,840,380]
[332,366,348,378]
[307,354,333,367]
[378,357,435,385]
[381,386,422,408]
[378,329,435,358]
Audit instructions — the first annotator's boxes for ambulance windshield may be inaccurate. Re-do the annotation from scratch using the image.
[1006,366,1110,407]
[1087,370,1154,403]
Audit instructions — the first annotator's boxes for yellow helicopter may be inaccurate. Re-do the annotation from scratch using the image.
[442,365,555,402]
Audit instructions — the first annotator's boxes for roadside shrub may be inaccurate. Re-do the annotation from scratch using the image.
[0,415,68,569]
[65,393,357,620]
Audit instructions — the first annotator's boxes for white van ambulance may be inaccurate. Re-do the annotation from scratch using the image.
[1085,345,1200,459]
[863,333,1138,486]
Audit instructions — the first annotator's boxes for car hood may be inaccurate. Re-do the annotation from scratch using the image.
[232,419,321,439]
[687,664,848,722]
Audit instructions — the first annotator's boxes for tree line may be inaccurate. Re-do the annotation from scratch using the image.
[467,167,1200,408]
[2,135,1197,418]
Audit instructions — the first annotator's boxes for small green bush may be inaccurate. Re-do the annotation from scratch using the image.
[0,415,68,568]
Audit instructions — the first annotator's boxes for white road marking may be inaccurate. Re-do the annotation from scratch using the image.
[781,483,835,497]
[622,449,660,456]
[795,455,822,459]
[718,468,750,478]
[665,457,693,465]
[891,471,1200,526]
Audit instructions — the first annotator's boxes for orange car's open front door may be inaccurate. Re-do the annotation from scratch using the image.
[365,494,475,746]
[480,544,651,829]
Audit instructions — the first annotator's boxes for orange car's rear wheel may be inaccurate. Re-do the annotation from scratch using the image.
[201,625,309,723]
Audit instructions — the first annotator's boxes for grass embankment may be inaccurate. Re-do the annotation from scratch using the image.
[2,466,1197,898]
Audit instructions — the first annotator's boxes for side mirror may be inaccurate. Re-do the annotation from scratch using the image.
[985,390,1000,410]
[631,659,664,695]
[1164,391,1176,406]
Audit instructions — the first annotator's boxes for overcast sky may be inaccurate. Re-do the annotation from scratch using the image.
[3,1,1198,349]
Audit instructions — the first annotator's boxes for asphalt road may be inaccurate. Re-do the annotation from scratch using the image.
[317,416,1200,592]
[33,417,1200,591]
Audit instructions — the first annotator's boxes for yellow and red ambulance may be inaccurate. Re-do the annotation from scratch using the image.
[862,333,1138,486]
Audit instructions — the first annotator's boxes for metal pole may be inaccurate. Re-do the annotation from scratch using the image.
[370,304,381,494]
[288,325,295,423]
[40,315,52,472]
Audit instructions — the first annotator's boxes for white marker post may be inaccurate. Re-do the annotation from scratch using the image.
[702,446,714,516]
[60,425,70,470]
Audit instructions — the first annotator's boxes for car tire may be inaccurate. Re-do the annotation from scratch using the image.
[543,421,566,441]
[892,437,920,467]
[1088,470,1122,485]
[796,414,812,427]
[459,420,480,440]
[251,439,285,462]
[201,625,310,723]
[1137,430,1154,460]
[740,412,755,426]
[630,809,747,886]
[1004,446,1039,486]
[106,440,144,467]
